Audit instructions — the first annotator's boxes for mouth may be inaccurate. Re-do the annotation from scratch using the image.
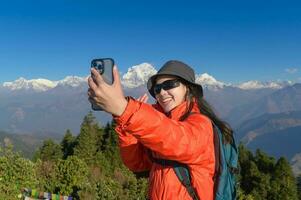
[160,97,172,104]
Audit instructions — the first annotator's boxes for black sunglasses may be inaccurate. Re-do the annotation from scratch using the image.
[153,79,181,95]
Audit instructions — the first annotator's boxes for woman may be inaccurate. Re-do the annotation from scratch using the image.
[88,60,233,200]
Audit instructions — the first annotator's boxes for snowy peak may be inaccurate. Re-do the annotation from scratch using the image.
[56,76,87,87]
[120,63,227,89]
[1,63,296,92]
[121,63,157,88]
[3,77,57,92]
[237,80,292,90]
[196,73,226,89]
[2,76,87,92]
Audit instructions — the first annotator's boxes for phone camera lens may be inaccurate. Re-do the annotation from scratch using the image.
[97,63,104,74]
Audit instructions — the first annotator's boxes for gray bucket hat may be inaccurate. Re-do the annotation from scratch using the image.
[147,60,203,98]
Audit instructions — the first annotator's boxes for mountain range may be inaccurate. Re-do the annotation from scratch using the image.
[0,63,300,175]
[0,63,293,92]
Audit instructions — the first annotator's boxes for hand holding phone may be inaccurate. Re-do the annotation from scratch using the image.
[90,58,114,110]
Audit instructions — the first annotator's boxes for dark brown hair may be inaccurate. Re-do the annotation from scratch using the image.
[179,82,234,144]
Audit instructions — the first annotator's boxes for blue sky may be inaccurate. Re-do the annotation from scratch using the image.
[0,0,300,84]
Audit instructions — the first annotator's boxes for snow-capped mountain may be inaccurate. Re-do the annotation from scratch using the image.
[121,63,157,88]
[3,77,57,92]
[0,63,296,92]
[2,76,87,92]
[56,76,87,87]
[120,63,227,89]
[237,80,292,90]
[196,73,227,89]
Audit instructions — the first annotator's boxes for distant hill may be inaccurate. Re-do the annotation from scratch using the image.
[236,111,301,142]
[235,111,301,176]
[247,125,301,176]
[228,83,301,127]
[204,86,276,119]
[236,111,301,147]
[246,125,301,159]
[0,131,62,159]
[0,84,112,135]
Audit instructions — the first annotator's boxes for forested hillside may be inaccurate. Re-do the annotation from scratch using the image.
[0,112,300,199]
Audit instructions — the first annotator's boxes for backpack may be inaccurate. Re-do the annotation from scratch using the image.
[149,123,239,200]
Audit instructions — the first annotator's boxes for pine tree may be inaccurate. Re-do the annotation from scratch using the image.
[73,112,103,165]
[35,139,63,161]
[238,144,255,194]
[101,121,118,152]
[269,157,298,200]
[61,129,76,159]
[254,149,275,173]
[238,143,254,170]
[251,149,274,198]
[101,121,122,173]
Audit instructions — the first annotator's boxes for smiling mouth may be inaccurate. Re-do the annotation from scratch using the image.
[161,98,172,103]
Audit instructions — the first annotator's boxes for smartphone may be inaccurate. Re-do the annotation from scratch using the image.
[90,58,115,111]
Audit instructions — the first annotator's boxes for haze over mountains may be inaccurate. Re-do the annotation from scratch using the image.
[0,63,300,174]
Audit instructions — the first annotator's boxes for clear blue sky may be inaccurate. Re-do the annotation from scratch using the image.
[0,0,300,84]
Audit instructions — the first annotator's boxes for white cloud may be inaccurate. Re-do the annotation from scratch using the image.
[285,68,298,74]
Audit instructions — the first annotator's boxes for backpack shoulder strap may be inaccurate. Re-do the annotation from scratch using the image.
[148,150,200,200]
[174,166,200,200]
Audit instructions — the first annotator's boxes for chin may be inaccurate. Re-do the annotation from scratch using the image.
[163,108,171,113]
[162,106,175,113]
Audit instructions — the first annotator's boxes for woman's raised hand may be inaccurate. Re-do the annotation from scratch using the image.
[87,66,128,116]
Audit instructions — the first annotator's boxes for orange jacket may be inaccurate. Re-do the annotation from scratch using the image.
[114,98,215,200]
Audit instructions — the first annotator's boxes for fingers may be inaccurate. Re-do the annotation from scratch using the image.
[87,88,95,97]
[88,96,95,104]
[137,96,143,101]
[137,93,148,103]
[141,93,149,103]
[143,94,149,103]
[91,68,105,86]
[88,77,98,91]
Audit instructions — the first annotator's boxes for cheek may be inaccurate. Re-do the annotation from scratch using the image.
[178,94,186,103]
[177,87,187,101]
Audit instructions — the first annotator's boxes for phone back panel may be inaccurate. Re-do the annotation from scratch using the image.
[101,58,114,84]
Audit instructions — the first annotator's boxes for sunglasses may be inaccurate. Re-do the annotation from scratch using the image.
[153,79,181,95]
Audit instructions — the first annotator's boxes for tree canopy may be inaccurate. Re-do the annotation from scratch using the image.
[0,112,300,199]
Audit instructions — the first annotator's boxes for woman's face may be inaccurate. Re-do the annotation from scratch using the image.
[154,75,187,113]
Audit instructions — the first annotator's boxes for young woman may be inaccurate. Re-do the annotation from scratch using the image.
[88,60,233,200]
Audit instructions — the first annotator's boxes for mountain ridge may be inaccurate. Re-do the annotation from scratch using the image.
[1,63,295,92]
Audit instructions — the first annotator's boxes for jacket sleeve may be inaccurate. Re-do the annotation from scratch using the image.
[115,124,152,172]
[114,98,214,164]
